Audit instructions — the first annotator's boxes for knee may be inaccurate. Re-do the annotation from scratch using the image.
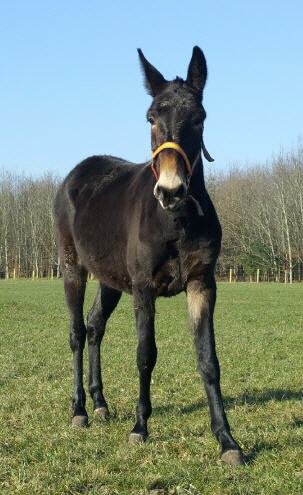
[87,309,105,345]
[137,339,157,371]
[70,324,86,351]
[87,322,105,345]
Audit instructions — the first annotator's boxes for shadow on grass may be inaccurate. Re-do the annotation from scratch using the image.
[224,388,302,408]
[153,388,302,417]
[153,388,302,465]
[292,417,303,428]
[104,388,302,434]
[244,441,278,465]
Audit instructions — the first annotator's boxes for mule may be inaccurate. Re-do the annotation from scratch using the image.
[54,46,243,465]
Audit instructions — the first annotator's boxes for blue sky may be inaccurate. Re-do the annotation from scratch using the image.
[1,1,302,177]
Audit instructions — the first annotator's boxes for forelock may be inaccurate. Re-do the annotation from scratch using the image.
[152,80,200,109]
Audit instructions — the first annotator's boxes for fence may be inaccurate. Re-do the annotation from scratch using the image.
[0,268,94,281]
[216,266,303,283]
[1,265,303,283]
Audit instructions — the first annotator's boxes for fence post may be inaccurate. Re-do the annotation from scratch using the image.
[32,270,35,280]
[284,270,288,284]
[51,268,54,280]
[13,268,16,279]
[229,268,232,283]
[256,269,260,283]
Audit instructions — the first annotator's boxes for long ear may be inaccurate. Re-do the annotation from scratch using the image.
[186,46,208,98]
[137,49,167,97]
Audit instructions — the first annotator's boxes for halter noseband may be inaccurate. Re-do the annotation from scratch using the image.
[151,142,192,180]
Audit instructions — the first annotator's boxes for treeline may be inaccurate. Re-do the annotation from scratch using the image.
[210,144,303,282]
[0,172,59,278]
[1,144,303,281]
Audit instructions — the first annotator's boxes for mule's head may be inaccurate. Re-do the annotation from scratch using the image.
[138,46,213,211]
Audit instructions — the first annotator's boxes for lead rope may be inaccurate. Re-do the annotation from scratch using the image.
[187,150,204,215]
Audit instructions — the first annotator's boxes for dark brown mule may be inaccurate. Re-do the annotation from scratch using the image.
[54,46,243,465]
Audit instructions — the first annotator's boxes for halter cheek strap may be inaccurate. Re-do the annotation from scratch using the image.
[151,142,192,180]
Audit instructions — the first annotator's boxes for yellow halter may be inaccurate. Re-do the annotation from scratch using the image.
[151,142,192,179]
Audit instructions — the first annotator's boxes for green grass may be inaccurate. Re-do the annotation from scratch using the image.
[0,280,302,495]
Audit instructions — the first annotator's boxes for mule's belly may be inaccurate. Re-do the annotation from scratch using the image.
[75,241,133,293]
[94,264,133,293]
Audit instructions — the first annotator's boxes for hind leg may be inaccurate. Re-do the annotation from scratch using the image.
[87,284,121,418]
[61,245,88,427]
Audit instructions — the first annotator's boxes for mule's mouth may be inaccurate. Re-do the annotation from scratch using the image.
[154,182,187,212]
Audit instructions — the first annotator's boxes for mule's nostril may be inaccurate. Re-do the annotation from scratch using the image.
[154,184,163,199]
[154,185,168,201]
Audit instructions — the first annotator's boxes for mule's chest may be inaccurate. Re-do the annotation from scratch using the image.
[151,237,217,297]
[152,255,183,297]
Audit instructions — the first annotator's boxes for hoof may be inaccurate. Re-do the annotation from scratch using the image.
[129,432,146,445]
[94,407,110,421]
[71,415,88,428]
[221,449,245,466]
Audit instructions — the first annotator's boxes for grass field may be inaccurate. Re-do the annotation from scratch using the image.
[0,280,302,495]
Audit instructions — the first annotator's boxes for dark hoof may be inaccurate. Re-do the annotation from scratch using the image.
[71,415,88,428]
[221,449,245,466]
[129,432,146,445]
[94,407,110,421]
